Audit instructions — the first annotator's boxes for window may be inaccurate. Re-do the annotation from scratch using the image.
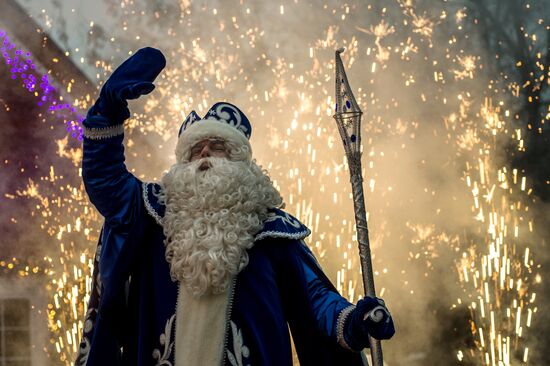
[0,298,31,366]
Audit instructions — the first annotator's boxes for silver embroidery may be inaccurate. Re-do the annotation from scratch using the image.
[75,337,90,365]
[336,304,356,351]
[153,314,176,366]
[226,320,250,366]
[205,103,249,136]
[83,124,124,140]
[142,182,163,225]
[75,308,96,366]
[94,245,102,298]
[264,211,302,228]
[95,272,102,296]
[254,228,311,242]
[254,211,310,241]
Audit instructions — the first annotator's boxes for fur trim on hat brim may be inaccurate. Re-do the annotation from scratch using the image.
[175,119,252,163]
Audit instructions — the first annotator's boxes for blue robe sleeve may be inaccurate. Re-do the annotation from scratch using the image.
[272,239,365,366]
[82,113,146,289]
[301,248,353,336]
[82,113,147,281]
[82,114,141,226]
[80,114,148,364]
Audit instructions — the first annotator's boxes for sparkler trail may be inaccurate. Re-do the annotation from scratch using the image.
[0,29,84,140]
[0,1,547,364]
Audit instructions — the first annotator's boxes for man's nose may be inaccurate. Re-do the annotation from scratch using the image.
[200,145,211,157]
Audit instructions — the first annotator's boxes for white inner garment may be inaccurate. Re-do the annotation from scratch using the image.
[175,284,230,366]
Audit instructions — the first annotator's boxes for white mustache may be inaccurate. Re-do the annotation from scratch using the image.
[197,158,211,171]
[160,157,281,296]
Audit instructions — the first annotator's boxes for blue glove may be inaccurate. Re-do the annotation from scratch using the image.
[344,297,395,351]
[90,47,166,123]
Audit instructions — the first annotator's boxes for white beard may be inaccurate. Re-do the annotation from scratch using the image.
[159,157,283,297]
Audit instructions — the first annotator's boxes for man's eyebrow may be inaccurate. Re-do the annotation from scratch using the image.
[209,138,226,143]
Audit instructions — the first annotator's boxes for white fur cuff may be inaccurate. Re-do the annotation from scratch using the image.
[337,304,356,351]
[83,124,124,140]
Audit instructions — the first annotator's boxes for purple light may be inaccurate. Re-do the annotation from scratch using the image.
[0,28,84,140]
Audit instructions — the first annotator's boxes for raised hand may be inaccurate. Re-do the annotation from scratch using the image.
[344,296,395,351]
[90,47,166,124]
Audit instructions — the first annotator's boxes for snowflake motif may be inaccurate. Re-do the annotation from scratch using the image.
[153,314,176,366]
[226,320,251,366]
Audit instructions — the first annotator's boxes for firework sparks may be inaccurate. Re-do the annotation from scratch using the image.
[455,98,538,365]
[0,1,546,365]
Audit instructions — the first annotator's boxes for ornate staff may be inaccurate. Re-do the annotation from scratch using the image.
[333,48,384,366]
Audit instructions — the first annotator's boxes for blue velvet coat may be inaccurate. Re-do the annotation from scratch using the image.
[75,114,366,366]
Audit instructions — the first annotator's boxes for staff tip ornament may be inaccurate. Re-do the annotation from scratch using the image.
[333,47,363,156]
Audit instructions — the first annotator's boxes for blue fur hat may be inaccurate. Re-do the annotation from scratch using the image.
[176,102,252,163]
